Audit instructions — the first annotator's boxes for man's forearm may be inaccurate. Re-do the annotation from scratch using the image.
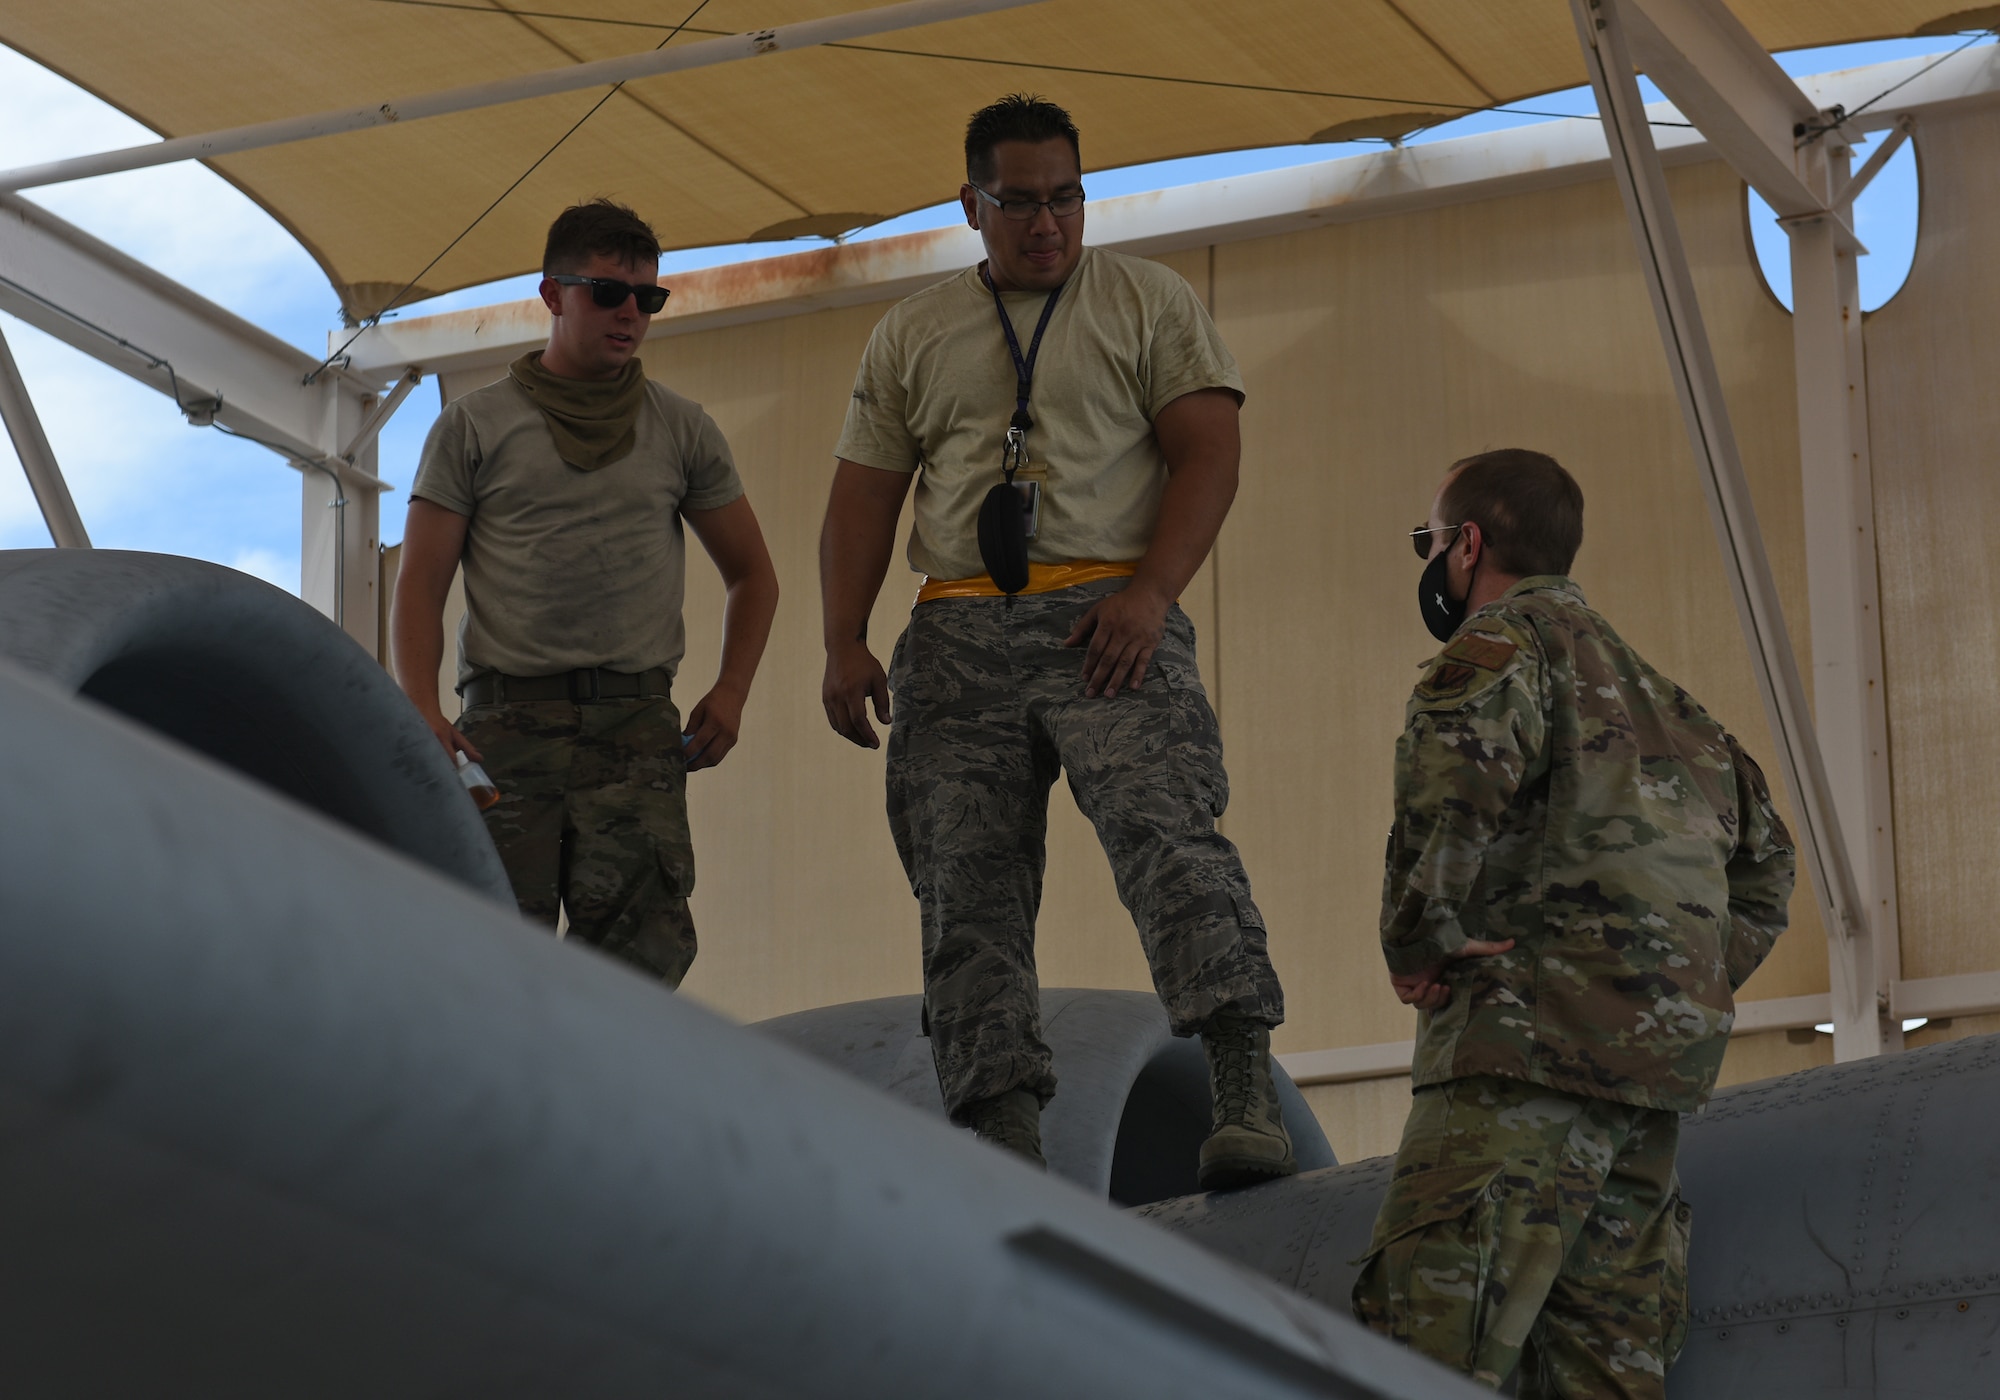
[1131,454,1236,604]
[820,464,906,650]
[393,499,472,727]
[390,588,449,719]
[712,571,779,698]
[820,532,896,650]
[1134,388,1241,606]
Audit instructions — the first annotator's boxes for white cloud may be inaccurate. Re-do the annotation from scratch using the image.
[0,306,307,564]
[228,546,300,594]
[0,45,332,571]
[0,46,333,345]
[0,314,191,537]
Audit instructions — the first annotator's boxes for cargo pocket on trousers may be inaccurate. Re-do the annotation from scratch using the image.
[653,834,696,902]
[1231,894,1270,948]
[1661,1191,1693,1366]
[1351,1161,1505,1358]
[641,835,699,986]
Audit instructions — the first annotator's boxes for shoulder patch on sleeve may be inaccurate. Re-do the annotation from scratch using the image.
[1442,632,1518,671]
[1417,661,1480,701]
[1408,619,1537,715]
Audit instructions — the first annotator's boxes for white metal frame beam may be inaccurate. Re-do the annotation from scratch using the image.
[0,193,360,461]
[1619,0,1908,1059]
[1622,0,1837,218]
[1570,0,1885,1061]
[0,0,1044,193]
[0,192,394,649]
[0,318,89,547]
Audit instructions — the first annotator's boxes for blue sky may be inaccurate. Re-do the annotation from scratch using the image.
[0,31,1986,583]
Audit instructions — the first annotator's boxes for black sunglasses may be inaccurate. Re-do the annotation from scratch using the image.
[1408,522,1464,560]
[549,274,670,314]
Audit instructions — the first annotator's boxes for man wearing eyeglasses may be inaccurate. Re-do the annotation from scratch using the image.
[818,94,1293,1189]
[1353,448,1796,1397]
[392,198,779,988]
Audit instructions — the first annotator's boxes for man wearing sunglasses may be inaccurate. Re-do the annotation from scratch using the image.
[818,94,1293,1190]
[1352,448,1796,1397]
[393,198,778,989]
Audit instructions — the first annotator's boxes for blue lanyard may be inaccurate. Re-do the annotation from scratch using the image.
[982,264,1062,481]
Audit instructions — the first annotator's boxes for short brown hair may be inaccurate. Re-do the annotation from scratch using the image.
[1440,449,1584,577]
[542,199,661,275]
[965,94,1081,186]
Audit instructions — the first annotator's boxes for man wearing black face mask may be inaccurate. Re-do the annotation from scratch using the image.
[1353,449,1797,1398]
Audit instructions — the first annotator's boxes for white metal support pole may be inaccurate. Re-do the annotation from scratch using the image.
[302,381,386,653]
[0,319,89,547]
[1784,129,1904,1054]
[1569,0,1885,1058]
[301,369,418,649]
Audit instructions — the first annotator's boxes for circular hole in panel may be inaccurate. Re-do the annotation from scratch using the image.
[1745,129,1920,313]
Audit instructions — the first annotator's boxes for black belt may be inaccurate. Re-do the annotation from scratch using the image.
[460,667,673,707]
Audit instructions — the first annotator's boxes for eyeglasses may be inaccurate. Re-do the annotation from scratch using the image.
[970,184,1086,222]
[1409,522,1464,560]
[549,274,670,314]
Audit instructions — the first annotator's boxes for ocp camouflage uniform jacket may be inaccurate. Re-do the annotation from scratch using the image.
[1382,576,1797,1112]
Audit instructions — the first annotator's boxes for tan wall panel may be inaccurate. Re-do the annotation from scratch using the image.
[646,300,928,1020]
[1863,106,2000,982]
[1211,158,1829,1065]
[1716,1028,1833,1087]
[1300,1077,1414,1165]
[1906,1013,2000,1049]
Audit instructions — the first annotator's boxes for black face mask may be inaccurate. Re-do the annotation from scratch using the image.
[1417,538,1468,643]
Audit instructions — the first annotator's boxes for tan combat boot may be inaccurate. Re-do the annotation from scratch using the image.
[959,1088,1046,1169]
[1197,1013,1298,1191]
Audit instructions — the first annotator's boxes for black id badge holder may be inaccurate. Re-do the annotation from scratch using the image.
[977,419,1036,595]
[978,270,1061,598]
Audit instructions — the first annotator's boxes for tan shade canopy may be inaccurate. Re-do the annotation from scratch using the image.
[1,0,1970,318]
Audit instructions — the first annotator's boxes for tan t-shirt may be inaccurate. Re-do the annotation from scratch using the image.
[411,372,744,686]
[835,245,1244,581]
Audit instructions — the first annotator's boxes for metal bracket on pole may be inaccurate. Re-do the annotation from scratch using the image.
[0,320,90,548]
[1569,0,1884,1059]
[336,367,422,483]
[1774,206,1869,256]
[1836,114,1916,204]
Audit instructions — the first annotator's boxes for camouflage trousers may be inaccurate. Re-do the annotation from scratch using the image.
[885,581,1284,1118]
[1352,1076,1691,1398]
[457,694,698,986]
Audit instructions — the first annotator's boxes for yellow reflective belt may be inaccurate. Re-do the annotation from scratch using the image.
[915,560,1139,604]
